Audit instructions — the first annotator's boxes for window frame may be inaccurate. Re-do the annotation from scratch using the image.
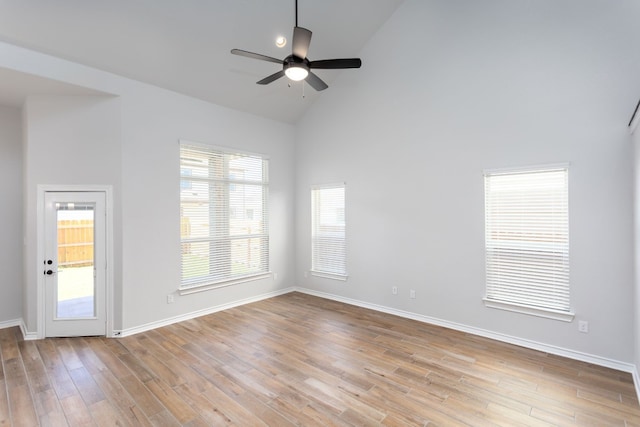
[179,141,270,295]
[311,183,348,281]
[483,164,574,322]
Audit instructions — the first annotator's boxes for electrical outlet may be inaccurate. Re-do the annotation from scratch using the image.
[392,286,398,295]
[167,294,174,304]
[273,272,278,280]
[410,289,416,299]
[304,271,308,278]
[578,320,589,333]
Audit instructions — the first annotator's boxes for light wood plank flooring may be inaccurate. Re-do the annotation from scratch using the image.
[1,292,639,426]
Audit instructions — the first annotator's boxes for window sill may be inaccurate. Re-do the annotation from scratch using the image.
[483,298,575,322]
[179,272,272,295]
[310,270,348,281]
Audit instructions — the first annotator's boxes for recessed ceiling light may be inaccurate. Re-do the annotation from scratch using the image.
[275,36,287,48]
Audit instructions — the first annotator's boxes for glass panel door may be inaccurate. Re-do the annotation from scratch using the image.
[44,191,106,337]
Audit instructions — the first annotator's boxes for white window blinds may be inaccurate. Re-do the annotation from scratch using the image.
[311,184,347,279]
[180,143,269,289]
[484,166,569,314]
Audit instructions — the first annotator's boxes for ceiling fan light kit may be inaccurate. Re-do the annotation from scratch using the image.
[231,0,362,91]
[284,63,308,81]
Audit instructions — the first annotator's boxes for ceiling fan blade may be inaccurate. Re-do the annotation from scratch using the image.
[257,70,286,85]
[309,58,362,69]
[292,27,312,59]
[305,71,328,91]
[231,49,282,65]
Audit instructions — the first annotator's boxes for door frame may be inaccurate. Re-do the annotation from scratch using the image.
[37,185,114,339]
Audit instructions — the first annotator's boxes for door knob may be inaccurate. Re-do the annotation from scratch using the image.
[44,269,55,275]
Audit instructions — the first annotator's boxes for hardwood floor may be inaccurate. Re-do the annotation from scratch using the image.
[1,292,639,426]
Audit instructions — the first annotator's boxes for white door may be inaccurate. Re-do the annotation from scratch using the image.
[44,192,106,337]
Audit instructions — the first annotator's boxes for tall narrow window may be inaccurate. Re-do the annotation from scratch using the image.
[311,184,347,280]
[484,166,572,320]
[180,142,269,291]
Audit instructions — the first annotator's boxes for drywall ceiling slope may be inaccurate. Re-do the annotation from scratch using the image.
[0,0,404,123]
[0,67,108,107]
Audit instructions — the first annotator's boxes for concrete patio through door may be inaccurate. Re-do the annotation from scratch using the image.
[56,265,94,317]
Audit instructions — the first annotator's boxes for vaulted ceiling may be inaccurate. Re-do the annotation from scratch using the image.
[0,0,405,123]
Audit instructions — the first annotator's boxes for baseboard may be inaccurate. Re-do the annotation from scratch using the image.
[114,287,296,338]
[19,319,39,341]
[0,318,21,330]
[633,366,640,403]
[294,287,637,374]
[0,318,39,341]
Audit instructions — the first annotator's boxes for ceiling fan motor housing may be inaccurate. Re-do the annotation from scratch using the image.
[284,55,310,73]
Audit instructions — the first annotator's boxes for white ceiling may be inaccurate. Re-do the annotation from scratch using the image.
[0,67,107,107]
[0,0,404,123]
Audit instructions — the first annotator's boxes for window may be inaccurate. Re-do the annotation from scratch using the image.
[311,184,347,280]
[180,142,269,292]
[484,166,572,321]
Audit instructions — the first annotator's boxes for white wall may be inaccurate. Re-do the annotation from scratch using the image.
[295,0,640,363]
[0,105,23,325]
[117,83,295,331]
[2,41,296,336]
[632,124,640,376]
[22,95,122,332]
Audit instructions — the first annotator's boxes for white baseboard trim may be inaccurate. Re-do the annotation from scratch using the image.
[294,287,637,374]
[114,287,296,338]
[0,318,39,341]
[0,318,21,330]
[19,320,39,341]
[633,366,640,403]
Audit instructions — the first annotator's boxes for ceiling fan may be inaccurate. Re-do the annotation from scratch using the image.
[230,0,362,91]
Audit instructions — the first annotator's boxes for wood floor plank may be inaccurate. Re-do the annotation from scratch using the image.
[89,337,134,380]
[200,382,268,426]
[174,383,234,425]
[2,292,640,425]
[267,396,330,426]
[10,384,40,427]
[117,374,165,418]
[92,370,154,427]
[118,352,157,383]
[232,390,298,426]
[36,339,79,401]
[0,379,10,426]
[0,327,20,360]
[59,394,93,426]
[67,366,105,406]
[19,340,48,377]
[145,378,200,424]
[148,409,182,427]
[3,332,40,426]
[120,336,184,387]
[55,338,84,372]
[39,410,70,427]
[68,337,108,376]
[33,388,65,421]
[86,399,131,426]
